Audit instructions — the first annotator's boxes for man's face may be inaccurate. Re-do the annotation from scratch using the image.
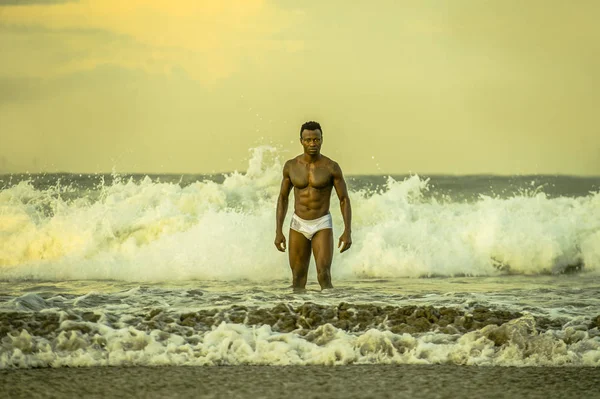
[300,129,323,156]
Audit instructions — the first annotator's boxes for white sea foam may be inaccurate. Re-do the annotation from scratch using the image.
[1,146,599,281]
[2,316,599,368]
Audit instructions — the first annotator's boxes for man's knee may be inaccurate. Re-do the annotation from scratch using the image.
[315,257,332,272]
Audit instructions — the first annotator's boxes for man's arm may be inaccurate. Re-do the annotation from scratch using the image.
[332,162,352,253]
[275,161,293,252]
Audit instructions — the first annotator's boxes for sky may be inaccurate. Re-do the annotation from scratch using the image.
[0,0,599,175]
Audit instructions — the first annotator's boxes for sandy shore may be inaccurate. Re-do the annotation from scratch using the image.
[2,365,599,399]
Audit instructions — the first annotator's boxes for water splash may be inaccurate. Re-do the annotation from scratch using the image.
[1,147,599,280]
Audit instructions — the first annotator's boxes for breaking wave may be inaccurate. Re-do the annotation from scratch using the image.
[1,146,599,281]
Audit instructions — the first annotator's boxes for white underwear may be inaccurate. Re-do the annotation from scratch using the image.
[290,212,333,240]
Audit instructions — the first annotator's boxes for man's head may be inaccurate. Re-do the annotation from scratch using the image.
[300,121,323,156]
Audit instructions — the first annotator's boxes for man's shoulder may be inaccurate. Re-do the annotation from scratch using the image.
[321,155,336,164]
[320,155,340,169]
[284,156,301,167]
[282,156,300,173]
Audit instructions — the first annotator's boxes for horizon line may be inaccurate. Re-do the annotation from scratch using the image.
[1,171,600,178]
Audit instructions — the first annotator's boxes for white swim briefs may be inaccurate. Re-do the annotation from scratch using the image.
[290,212,333,240]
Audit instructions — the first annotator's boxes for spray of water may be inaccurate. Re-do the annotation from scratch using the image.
[1,146,599,281]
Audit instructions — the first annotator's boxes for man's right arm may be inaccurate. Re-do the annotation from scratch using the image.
[275,161,293,252]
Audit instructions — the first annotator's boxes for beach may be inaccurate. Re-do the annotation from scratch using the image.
[3,364,600,399]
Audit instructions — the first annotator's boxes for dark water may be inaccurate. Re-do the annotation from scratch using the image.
[2,172,599,201]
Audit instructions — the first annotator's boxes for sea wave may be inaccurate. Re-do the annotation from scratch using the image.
[1,301,599,368]
[1,147,599,280]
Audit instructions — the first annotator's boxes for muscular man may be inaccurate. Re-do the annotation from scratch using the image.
[274,121,352,291]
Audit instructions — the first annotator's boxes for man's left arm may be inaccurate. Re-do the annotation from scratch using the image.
[332,162,352,253]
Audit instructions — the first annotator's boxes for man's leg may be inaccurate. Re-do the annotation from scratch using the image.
[288,228,311,291]
[311,229,334,289]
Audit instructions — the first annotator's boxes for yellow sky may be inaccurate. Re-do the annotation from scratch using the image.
[1,0,599,175]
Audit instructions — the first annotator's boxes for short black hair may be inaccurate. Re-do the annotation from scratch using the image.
[300,121,323,139]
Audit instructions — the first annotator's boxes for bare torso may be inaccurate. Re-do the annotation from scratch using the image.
[288,154,335,220]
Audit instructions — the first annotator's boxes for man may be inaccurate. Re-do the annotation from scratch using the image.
[274,121,352,291]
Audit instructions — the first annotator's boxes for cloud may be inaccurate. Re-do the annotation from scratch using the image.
[0,22,145,80]
[0,0,304,83]
[0,0,78,5]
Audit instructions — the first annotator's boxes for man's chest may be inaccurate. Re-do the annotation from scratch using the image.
[290,165,332,189]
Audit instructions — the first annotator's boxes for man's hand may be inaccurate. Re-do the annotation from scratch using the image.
[274,232,287,252]
[338,230,352,253]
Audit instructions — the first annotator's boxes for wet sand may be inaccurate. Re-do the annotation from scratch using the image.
[2,365,599,399]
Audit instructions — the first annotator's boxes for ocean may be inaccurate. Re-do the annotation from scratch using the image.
[1,147,600,397]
